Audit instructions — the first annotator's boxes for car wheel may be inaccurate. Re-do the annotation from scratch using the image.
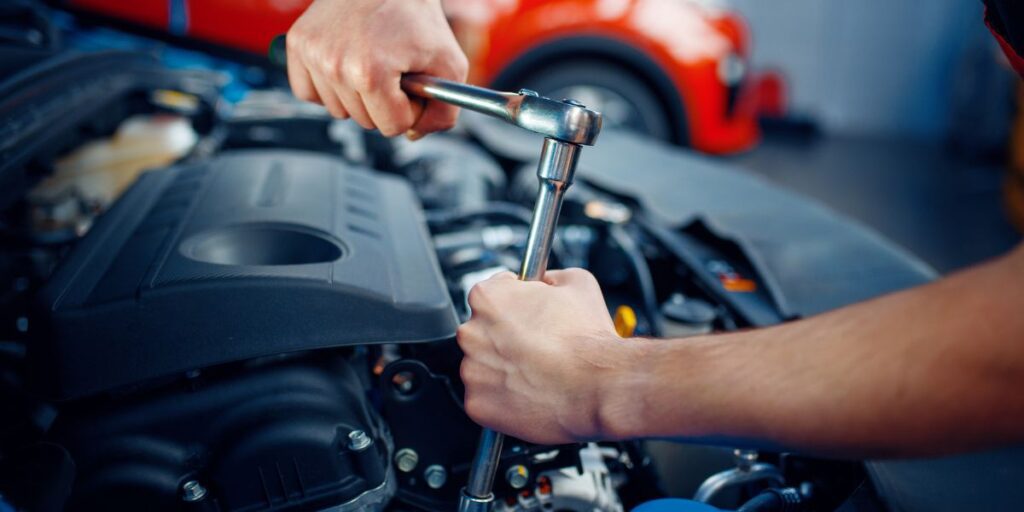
[513,59,677,143]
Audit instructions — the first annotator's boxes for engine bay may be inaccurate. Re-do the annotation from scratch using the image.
[0,49,892,512]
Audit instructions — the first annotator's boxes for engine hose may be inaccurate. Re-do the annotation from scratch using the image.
[736,488,804,512]
[608,224,664,336]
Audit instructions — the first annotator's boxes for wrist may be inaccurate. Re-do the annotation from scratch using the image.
[595,336,662,440]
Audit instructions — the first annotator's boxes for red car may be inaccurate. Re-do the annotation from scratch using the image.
[65,0,765,153]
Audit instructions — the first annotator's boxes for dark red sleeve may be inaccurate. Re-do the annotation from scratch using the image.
[984,0,1024,77]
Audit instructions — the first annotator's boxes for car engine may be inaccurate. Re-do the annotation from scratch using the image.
[0,46,888,512]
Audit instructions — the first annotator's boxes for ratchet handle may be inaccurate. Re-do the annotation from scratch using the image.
[400,75,518,122]
[402,74,601,146]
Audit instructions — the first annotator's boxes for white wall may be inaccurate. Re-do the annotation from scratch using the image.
[731,0,989,139]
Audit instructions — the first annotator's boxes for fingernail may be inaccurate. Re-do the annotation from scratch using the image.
[406,129,425,141]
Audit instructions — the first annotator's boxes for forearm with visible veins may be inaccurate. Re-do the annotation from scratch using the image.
[617,244,1024,458]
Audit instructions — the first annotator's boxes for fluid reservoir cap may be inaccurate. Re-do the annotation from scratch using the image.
[661,295,716,326]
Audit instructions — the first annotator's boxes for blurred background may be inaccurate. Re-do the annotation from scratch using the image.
[730,0,1023,274]
[11,0,1024,273]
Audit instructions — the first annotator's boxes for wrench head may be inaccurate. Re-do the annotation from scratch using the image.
[514,95,603,146]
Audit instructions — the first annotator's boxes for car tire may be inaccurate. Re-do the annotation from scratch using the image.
[512,59,679,143]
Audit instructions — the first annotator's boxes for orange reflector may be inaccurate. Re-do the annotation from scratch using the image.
[614,305,637,338]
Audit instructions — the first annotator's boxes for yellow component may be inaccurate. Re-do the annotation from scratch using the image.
[151,89,200,113]
[613,305,637,338]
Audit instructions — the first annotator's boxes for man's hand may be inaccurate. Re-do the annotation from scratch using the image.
[457,269,646,444]
[286,0,468,139]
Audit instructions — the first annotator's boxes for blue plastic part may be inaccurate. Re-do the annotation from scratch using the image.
[0,494,15,512]
[632,498,724,512]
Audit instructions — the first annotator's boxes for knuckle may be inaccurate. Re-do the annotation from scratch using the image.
[323,57,344,80]
[466,285,484,309]
[344,59,379,90]
[463,394,483,422]
[452,53,469,78]
[285,26,305,47]
[456,324,473,346]
[459,360,471,384]
[377,119,404,137]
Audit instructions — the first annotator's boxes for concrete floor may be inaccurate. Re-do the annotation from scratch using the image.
[731,133,1021,274]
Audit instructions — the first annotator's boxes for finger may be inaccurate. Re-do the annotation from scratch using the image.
[486,271,517,282]
[309,71,348,119]
[459,358,503,389]
[362,74,417,137]
[405,98,426,140]
[543,268,597,287]
[287,58,321,104]
[285,35,321,104]
[410,50,468,134]
[410,100,460,135]
[336,85,374,130]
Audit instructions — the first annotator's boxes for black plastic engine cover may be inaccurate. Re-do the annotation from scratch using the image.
[51,356,393,512]
[32,149,457,400]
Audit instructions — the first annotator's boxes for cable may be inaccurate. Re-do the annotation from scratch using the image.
[425,202,533,227]
[736,488,804,512]
[608,224,664,336]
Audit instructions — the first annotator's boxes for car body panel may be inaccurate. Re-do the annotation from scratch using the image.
[65,0,761,152]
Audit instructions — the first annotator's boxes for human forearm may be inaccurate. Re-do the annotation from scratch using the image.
[613,245,1024,457]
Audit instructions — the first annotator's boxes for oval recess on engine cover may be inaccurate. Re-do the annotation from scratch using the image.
[181,222,345,266]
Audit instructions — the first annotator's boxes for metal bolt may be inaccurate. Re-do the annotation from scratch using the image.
[392,371,416,395]
[518,88,540,97]
[424,464,447,489]
[348,430,372,452]
[395,448,419,472]
[562,98,586,107]
[505,465,530,489]
[181,480,207,502]
[733,449,758,471]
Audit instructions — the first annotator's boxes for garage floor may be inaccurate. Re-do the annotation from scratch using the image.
[731,132,1021,274]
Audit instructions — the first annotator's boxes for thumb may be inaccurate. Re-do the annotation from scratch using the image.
[542,268,597,288]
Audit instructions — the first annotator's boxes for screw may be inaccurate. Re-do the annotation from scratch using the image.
[424,464,447,489]
[562,98,586,107]
[395,448,419,472]
[506,465,530,489]
[181,480,207,502]
[518,88,540,97]
[392,371,416,395]
[733,449,758,471]
[348,430,372,452]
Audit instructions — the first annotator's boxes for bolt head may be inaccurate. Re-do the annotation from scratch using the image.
[424,464,447,489]
[348,430,373,452]
[395,448,419,473]
[181,480,207,502]
[506,465,530,489]
[733,449,758,470]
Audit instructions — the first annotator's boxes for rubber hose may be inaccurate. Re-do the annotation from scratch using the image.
[737,488,803,512]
